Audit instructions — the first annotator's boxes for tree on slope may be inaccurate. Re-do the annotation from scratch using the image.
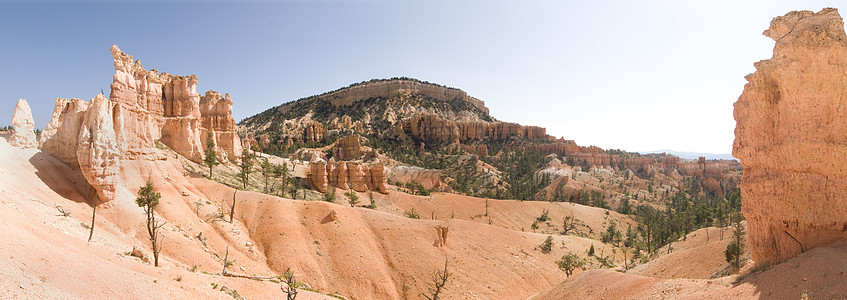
[203,133,220,178]
[136,180,164,267]
[239,149,254,189]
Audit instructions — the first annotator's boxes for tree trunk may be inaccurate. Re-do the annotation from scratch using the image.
[230,190,237,223]
[88,191,97,242]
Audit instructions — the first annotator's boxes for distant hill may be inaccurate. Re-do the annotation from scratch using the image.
[640,150,736,161]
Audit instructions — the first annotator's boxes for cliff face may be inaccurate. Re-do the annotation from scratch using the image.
[393,114,551,145]
[733,8,847,266]
[108,45,240,163]
[38,45,243,202]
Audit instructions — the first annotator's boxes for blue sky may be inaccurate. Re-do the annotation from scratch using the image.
[0,1,842,154]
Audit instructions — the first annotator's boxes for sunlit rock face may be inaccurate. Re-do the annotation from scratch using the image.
[733,8,847,266]
[38,45,245,202]
[108,44,240,163]
[8,99,38,149]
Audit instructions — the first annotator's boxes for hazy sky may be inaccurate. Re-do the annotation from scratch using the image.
[0,1,842,154]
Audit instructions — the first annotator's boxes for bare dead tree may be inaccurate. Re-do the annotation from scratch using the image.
[422,258,450,300]
[280,267,298,300]
[55,204,70,217]
[88,187,97,242]
[222,246,230,275]
[230,190,237,223]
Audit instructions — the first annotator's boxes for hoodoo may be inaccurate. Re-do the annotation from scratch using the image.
[733,8,847,266]
[8,99,38,149]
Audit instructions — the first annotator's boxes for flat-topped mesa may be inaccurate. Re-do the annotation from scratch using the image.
[8,99,38,149]
[108,44,240,163]
[393,114,552,146]
[733,8,847,266]
[319,79,489,115]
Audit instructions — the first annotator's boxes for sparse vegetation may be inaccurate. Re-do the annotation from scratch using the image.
[404,208,421,219]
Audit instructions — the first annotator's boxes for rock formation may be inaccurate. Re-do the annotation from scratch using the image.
[332,134,362,161]
[200,91,243,162]
[108,44,240,162]
[393,114,552,146]
[733,8,847,266]
[38,45,244,202]
[40,94,121,202]
[309,159,388,194]
[8,99,38,149]
[76,95,121,202]
[309,160,329,193]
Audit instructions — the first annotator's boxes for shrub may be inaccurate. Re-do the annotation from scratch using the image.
[404,208,421,219]
[556,253,586,277]
[538,236,554,254]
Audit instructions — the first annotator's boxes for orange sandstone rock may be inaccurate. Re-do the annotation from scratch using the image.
[733,8,847,266]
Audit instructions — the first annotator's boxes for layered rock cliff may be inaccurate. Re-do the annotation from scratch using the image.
[108,45,240,163]
[38,45,243,202]
[8,99,38,149]
[733,8,847,266]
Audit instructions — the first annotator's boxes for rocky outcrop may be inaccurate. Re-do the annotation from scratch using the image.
[108,45,240,162]
[394,114,552,145]
[76,95,121,202]
[199,91,242,162]
[38,45,243,202]
[40,98,90,165]
[332,135,362,161]
[368,163,389,194]
[8,99,38,149]
[733,8,847,266]
[40,94,121,202]
[304,121,326,142]
[388,166,445,190]
[309,160,329,193]
[309,159,388,194]
[347,162,369,192]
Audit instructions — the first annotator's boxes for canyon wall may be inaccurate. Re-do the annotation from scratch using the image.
[733,8,847,266]
[393,114,551,145]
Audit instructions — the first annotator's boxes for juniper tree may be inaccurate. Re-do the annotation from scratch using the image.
[239,149,254,189]
[203,133,220,178]
[136,181,164,266]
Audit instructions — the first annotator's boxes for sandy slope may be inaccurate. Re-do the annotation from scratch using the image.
[0,136,629,299]
[534,242,847,299]
[629,227,734,279]
[0,137,330,299]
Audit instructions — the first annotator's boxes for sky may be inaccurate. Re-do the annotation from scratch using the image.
[0,0,842,154]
